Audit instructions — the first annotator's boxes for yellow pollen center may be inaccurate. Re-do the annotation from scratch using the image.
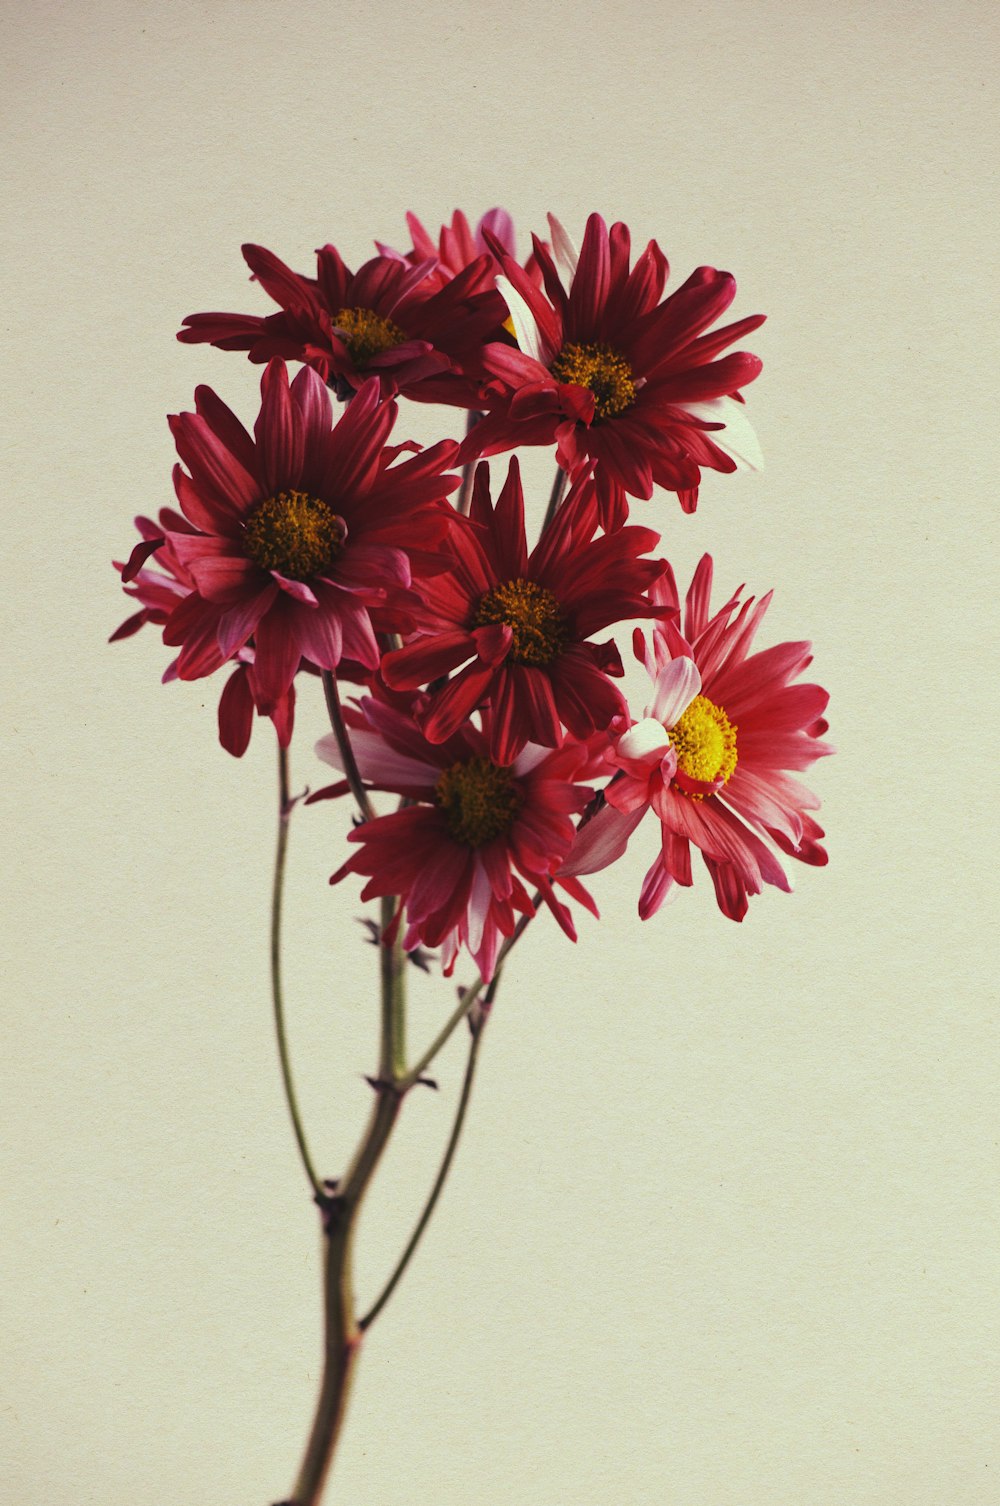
[669,694,738,797]
[435,757,524,846]
[244,490,345,580]
[549,341,636,419]
[333,306,406,364]
[474,578,568,666]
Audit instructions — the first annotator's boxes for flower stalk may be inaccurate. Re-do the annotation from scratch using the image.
[271,744,324,1201]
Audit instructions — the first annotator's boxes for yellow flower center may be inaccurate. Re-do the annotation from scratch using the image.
[435,756,524,846]
[670,694,738,797]
[549,341,636,419]
[244,490,345,580]
[333,306,406,364]
[474,578,568,666]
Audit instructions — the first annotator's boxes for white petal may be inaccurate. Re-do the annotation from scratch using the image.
[496,274,545,364]
[647,656,701,727]
[315,729,437,790]
[512,741,552,776]
[559,803,646,878]
[546,213,579,280]
[683,396,764,472]
[466,861,493,954]
[617,717,671,762]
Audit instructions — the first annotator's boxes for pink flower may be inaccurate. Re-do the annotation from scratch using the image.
[381,456,667,764]
[158,360,459,716]
[317,696,599,981]
[178,240,507,407]
[564,555,832,920]
[461,213,765,526]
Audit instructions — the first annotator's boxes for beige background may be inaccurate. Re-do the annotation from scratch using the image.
[3,1,998,1501]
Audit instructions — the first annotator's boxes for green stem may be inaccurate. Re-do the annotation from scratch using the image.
[379,895,407,1081]
[271,744,324,1201]
[360,972,500,1332]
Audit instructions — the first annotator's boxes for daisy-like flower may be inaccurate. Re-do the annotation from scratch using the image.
[380,456,667,765]
[460,212,766,525]
[177,240,507,407]
[563,555,832,920]
[377,207,522,291]
[111,508,296,755]
[317,696,600,981]
[157,360,460,717]
[377,208,547,303]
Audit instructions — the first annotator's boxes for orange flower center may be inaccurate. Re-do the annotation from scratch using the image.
[670,694,738,797]
[435,757,523,846]
[474,578,568,665]
[549,341,636,419]
[333,306,406,363]
[244,490,345,579]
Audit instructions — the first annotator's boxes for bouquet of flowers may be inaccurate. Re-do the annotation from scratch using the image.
[112,208,831,1504]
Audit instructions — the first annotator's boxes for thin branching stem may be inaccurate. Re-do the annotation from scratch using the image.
[401,899,538,1088]
[270,743,324,1201]
[360,969,502,1332]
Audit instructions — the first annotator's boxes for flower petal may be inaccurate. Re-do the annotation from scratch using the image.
[560,802,646,877]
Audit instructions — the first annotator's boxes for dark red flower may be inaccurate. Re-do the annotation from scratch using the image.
[318,695,599,980]
[380,456,667,764]
[460,213,765,525]
[111,508,295,756]
[158,361,459,716]
[178,240,507,407]
[377,207,543,292]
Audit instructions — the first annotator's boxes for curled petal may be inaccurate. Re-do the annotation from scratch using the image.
[560,802,646,877]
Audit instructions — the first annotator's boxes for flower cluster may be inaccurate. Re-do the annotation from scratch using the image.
[114,209,830,978]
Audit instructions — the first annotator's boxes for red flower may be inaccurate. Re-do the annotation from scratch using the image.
[318,696,599,980]
[377,207,543,292]
[111,508,295,756]
[158,361,459,716]
[381,456,667,765]
[461,213,765,525]
[564,555,832,920]
[178,240,507,407]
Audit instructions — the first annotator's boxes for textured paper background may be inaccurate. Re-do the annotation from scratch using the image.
[3,2,998,1501]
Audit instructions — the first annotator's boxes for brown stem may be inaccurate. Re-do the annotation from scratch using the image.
[320,671,374,821]
[289,1086,403,1506]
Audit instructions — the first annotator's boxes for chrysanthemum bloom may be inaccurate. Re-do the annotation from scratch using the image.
[378,207,544,295]
[563,555,831,920]
[317,697,600,981]
[112,506,198,646]
[380,457,667,765]
[112,508,296,755]
[460,212,766,526]
[178,240,507,407]
[157,360,460,716]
